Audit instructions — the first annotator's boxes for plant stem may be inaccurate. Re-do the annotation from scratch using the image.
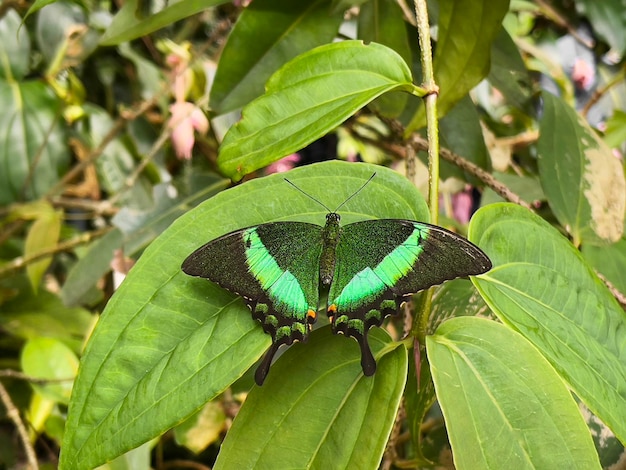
[0,380,38,469]
[412,0,439,345]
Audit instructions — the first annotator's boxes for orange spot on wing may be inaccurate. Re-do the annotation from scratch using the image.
[328,304,337,314]
[307,309,316,322]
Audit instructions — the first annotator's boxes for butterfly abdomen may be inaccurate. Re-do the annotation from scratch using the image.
[319,213,342,286]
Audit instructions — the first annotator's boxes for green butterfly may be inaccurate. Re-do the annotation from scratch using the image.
[182,176,491,385]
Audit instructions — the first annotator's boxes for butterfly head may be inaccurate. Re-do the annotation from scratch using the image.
[326,212,341,224]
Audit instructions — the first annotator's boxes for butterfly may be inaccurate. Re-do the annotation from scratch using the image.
[182,175,492,385]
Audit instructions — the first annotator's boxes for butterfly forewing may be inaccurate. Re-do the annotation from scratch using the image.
[328,219,492,375]
[182,222,324,384]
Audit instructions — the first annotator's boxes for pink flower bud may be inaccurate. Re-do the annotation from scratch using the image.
[169,102,209,160]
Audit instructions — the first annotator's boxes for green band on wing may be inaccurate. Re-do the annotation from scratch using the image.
[333,226,428,310]
[243,228,311,319]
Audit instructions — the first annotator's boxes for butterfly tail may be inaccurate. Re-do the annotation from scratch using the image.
[255,342,281,386]
[358,331,377,376]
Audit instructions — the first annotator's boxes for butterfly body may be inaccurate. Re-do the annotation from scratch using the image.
[182,206,491,385]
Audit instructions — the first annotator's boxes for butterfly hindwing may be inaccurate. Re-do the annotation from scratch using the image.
[182,222,323,385]
[328,219,492,375]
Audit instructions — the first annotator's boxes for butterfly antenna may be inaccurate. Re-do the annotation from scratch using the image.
[284,178,333,212]
[333,172,376,212]
[285,172,376,213]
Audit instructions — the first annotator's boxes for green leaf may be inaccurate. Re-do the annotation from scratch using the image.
[583,237,626,297]
[0,9,31,80]
[99,0,229,45]
[214,327,407,469]
[0,276,94,353]
[576,0,626,55]
[603,109,626,149]
[538,92,625,246]
[406,0,510,131]
[217,40,416,181]
[60,229,124,307]
[24,205,62,292]
[174,401,226,454]
[429,279,493,333]
[357,0,411,117]
[35,2,99,67]
[210,0,343,115]
[487,26,533,112]
[438,96,491,184]
[481,171,544,206]
[471,203,626,444]
[60,161,429,469]
[21,337,78,405]
[79,104,153,210]
[427,317,601,469]
[0,81,69,204]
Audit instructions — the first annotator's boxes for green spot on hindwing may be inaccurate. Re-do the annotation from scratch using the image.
[380,299,397,311]
[366,309,381,321]
[292,323,306,336]
[348,318,364,334]
[264,315,278,327]
[276,326,292,340]
[255,303,269,315]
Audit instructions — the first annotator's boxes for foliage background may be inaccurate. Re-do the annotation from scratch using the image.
[0,0,625,468]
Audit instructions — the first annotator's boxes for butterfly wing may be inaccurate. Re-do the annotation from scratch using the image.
[182,222,323,385]
[328,219,491,375]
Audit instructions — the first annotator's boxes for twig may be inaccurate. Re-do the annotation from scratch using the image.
[533,0,594,49]
[0,380,39,470]
[21,109,63,202]
[409,135,534,210]
[596,272,626,309]
[344,123,534,210]
[0,226,113,279]
[581,65,626,118]
[495,130,539,147]
[0,370,74,384]
[48,197,119,217]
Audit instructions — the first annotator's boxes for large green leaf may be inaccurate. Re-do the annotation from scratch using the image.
[0,81,68,204]
[99,0,229,45]
[471,203,626,444]
[538,92,625,246]
[217,40,418,181]
[60,161,429,469]
[214,327,407,468]
[406,0,510,131]
[582,237,626,297]
[428,317,601,469]
[210,0,343,115]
